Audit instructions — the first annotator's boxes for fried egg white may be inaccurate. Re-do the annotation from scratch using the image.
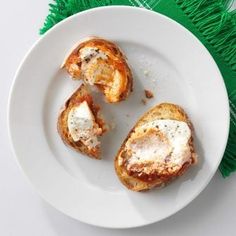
[67,101,102,149]
[124,119,192,174]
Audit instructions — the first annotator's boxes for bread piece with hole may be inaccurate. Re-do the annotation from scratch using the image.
[62,37,133,103]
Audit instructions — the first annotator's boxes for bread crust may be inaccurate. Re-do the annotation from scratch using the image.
[57,84,106,159]
[114,103,197,191]
[62,37,133,103]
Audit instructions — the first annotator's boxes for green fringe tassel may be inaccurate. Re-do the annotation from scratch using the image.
[176,0,236,72]
[40,0,112,34]
[219,91,236,177]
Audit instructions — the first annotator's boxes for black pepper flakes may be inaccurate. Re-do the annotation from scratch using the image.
[84,57,90,63]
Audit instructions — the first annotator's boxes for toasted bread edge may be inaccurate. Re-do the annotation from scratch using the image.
[114,103,197,191]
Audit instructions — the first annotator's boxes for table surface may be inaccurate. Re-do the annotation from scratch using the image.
[1,1,236,235]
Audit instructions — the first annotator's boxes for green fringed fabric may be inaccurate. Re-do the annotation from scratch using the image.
[176,0,236,76]
[40,0,236,177]
[40,0,113,34]
[220,91,236,177]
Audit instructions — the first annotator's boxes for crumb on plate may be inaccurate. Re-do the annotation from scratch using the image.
[144,89,154,99]
[143,70,149,76]
[109,121,116,130]
[141,98,147,105]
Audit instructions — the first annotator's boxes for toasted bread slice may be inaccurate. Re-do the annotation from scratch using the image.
[115,103,197,191]
[57,84,107,159]
[62,37,133,103]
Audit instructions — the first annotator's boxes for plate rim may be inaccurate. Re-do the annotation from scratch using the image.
[7,5,230,228]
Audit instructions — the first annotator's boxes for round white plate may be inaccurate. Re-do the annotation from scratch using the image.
[8,6,229,228]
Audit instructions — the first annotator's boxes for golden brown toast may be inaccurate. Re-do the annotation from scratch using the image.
[115,103,197,191]
[62,37,133,103]
[57,84,107,159]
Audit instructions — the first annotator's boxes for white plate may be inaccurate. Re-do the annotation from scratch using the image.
[8,6,229,228]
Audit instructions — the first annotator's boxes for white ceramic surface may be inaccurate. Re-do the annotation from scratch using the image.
[8,6,229,228]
